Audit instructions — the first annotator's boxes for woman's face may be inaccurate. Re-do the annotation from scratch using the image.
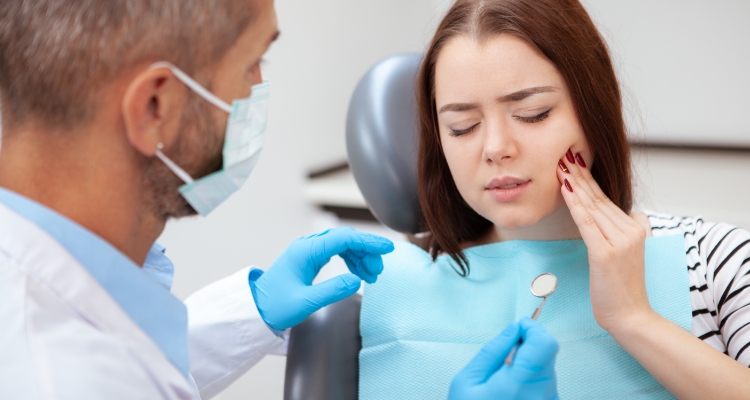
[434,34,591,236]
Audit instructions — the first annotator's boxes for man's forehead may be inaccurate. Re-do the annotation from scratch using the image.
[243,0,279,47]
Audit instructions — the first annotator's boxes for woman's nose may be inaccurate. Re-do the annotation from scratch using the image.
[482,120,518,164]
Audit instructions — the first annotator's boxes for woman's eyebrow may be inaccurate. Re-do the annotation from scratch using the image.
[438,86,558,114]
[438,102,479,114]
[498,86,557,102]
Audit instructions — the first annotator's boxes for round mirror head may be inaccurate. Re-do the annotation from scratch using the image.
[531,273,558,298]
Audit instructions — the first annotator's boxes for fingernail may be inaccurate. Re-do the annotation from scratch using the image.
[575,153,587,168]
[558,159,569,174]
[566,149,575,163]
[564,179,573,192]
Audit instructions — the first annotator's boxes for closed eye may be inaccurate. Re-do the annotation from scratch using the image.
[450,122,481,137]
[514,108,551,123]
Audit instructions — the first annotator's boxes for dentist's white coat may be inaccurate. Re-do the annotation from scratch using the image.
[0,202,288,399]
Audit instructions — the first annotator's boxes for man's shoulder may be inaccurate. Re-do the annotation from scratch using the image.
[0,264,182,399]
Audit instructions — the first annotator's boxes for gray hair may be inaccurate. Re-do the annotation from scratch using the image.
[0,0,256,131]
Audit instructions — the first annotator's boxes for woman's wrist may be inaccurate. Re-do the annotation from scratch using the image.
[604,308,662,343]
[592,287,653,334]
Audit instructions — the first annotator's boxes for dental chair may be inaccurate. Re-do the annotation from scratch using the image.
[283,53,423,400]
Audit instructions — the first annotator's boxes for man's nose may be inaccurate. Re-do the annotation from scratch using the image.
[251,64,263,86]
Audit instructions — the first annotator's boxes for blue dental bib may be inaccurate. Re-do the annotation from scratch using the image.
[360,235,690,399]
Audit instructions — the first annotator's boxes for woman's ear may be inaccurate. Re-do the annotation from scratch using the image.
[121,66,186,156]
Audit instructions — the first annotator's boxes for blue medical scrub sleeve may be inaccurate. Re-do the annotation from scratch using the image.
[360,235,690,399]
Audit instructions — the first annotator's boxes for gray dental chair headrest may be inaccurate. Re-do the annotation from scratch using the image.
[345,53,424,234]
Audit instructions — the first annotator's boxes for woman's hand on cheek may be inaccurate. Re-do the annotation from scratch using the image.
[556,150,653,334]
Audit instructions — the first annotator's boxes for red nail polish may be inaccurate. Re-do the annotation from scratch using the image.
[575,153,587,168]
[558,159,570,174]
[566,149,575,163]
[564,179,573,192]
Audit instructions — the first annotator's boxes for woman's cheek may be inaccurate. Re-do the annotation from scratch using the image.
[535,169,566,213]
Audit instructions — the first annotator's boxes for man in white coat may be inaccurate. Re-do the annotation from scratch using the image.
[0,0,398,398]
[0,0,560,399]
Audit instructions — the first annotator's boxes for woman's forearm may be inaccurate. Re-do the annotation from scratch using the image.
[557,154,750,397]
[610,310,750,400]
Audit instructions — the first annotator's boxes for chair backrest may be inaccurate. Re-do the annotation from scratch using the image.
[345,53,424,234]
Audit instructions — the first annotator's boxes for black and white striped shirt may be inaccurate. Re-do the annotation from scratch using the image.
[646,211,750,366]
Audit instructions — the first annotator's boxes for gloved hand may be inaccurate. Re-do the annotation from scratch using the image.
[249,227,394,331]
[449,318,559,400]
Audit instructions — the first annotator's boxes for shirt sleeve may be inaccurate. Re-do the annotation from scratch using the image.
[184,267,288,399]
[702,224,750,366]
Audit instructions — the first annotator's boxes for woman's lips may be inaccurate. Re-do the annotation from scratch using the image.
[485,178,530,202]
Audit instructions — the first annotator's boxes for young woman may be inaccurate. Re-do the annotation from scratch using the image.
[359,0,750,398]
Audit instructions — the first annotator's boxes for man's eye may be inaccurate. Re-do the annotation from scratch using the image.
[450,122,480,137]
[514,109,551,123]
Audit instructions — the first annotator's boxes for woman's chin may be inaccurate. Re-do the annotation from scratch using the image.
[480,201,578,241]
[488,214,546,232]
[482,203,569,234]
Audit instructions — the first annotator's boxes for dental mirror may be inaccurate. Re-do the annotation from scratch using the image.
[530,273,557,319]
[504,273,558,365]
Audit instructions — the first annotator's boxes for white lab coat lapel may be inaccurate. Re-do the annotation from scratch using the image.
[0,203,198,399]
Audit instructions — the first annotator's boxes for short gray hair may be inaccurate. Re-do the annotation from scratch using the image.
[0,0,256,130]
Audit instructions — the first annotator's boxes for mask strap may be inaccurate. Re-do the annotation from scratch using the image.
[149,62,232,114]
[154,143,194,184]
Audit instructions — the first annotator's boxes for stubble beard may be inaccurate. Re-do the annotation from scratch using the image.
[140,93,224,222]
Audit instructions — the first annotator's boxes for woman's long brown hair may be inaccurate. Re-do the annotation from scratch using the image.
[417,0,632,276]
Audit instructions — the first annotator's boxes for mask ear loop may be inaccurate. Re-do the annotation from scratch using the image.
[154,143,194,184]
[147,62,234,185]
[148,61,232,114]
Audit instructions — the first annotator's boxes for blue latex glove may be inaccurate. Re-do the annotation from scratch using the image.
[448,318,559,400]
[249,227,394,331]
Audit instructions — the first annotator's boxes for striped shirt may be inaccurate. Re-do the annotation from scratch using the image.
[646,211,750,366]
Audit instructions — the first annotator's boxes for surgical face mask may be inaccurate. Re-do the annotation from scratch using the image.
[149,62,270,216]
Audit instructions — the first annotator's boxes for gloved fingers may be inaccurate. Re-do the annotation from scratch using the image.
[307,227,394,269]
[340,252,375,284]
[458,322,522,383]
[339,251,362,278]
[299,229,333,240]
[511,318,559,373]
[341,251,382,284]
[306,273,362,310]
[360,253,384,280]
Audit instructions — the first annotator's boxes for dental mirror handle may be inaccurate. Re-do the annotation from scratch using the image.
[504,297,547,366]
[530,297,547,320]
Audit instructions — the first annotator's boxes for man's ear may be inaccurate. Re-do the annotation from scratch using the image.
[121,66,185,156]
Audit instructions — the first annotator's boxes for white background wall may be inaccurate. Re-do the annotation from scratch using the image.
[583,0,750,147]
